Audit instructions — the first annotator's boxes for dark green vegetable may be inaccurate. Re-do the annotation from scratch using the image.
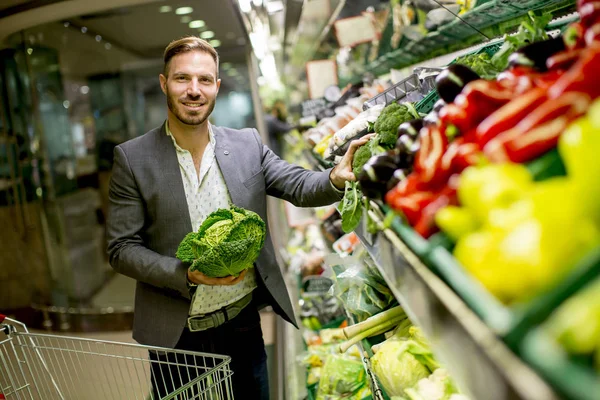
[454,52,500,80]
[508,36,565,71]
[491,11,553,72]
[435,64,481,104]
[340,181,363,233]
[352,138,386,176]
[373,102,420,148]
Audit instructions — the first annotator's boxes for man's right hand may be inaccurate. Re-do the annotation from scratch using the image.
[187,268,247,286]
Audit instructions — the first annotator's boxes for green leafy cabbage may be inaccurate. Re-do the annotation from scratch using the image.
[176,206,266,278]
[371,326,439,396]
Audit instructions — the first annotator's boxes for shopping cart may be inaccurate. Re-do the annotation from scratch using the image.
[0,314,234,399]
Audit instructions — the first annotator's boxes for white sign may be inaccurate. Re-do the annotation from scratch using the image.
[334,14,378,48]
[306,59,338,100]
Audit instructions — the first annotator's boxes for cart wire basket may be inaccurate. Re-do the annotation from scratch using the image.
[0,314,234,400]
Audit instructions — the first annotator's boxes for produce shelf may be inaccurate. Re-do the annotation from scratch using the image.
[340,0,576,86]
[351,201,560,400]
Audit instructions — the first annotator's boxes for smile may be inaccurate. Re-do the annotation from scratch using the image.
[182,102,204,109]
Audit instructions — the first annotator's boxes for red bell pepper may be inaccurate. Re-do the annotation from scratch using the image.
[390,172,428,197]
[475,87,548,147]
[500,117,570,163]
[497,67,536,94]
[546,48,585,71]
[564,22,587,49]
[414,183,458,238]
[414,126,448,187]
[439,80,516,136]
[586,23,600,45]
[580,2,600,27]
[549,44,600,99]
[484,92,591,163]
[439,104,471,134]
[386,189,437,226]
[454,142,481,171]
[457,80,515,115]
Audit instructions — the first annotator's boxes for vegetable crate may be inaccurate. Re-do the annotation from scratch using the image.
[363,74,421,111]
[414,39,504,114]
[0,314,234,399]
[499,0,575,11]
[521,323,600,400]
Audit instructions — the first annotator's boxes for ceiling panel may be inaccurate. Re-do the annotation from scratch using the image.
[70,0,246,58]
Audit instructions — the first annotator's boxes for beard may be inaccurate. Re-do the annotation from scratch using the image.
[166,89,216,126]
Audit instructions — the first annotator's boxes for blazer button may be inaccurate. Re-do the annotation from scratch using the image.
[223,150,230,155]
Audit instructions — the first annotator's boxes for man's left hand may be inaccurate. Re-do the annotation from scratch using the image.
[329,134,375,190]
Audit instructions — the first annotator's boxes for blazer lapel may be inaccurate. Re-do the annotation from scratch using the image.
[156,123,193,234]
[212,125,247,209]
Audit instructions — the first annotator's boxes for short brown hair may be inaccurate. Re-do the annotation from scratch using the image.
[163,36,219,77]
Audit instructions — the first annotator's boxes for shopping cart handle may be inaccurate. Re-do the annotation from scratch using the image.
[0,314,5,323]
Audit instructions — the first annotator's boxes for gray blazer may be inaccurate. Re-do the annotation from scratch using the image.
[107,123,341,348]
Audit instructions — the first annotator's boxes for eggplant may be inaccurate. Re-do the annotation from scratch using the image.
[357,151,399,199]
[386,169,409,192]
[433,99,446,113]
[508,37,566,71]
[397,119,424,139]
[423,111,440,127]
[396,134,416,154]
[435,64,480,104]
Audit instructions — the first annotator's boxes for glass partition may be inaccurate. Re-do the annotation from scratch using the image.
[0,0,255,330]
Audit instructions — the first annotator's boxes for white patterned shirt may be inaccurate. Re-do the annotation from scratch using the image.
[166,122,257,316]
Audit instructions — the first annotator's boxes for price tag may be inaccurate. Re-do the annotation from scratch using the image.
[301,98,328,118]
[333,14,377,48]
[302,276,334,294]
[306,59,338,99]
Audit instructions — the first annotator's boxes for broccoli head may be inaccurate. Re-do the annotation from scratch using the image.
[352,138,386,177]
[373,102,419,148]
[352,144,373,177]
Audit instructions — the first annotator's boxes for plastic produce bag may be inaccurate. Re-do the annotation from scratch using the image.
[324,104,384,161]
[316,354,371,400]
[329,256,396,322]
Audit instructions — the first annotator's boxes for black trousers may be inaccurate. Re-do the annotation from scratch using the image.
[149,303,269,399]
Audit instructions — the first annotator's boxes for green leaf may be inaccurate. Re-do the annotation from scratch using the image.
[340,181,364,233]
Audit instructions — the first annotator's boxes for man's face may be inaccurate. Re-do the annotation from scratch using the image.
[159,51,221,126]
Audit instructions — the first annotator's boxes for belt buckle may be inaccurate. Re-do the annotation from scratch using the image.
[187,315,208,332]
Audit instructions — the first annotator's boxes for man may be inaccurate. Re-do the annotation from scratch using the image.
[264,99,293,157]
[106,37,369,399]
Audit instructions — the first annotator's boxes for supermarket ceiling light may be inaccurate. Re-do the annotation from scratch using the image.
[175,7,193,15]
[159,5,172,13]
[200,30,215,39]
[249,32,266,59]
[259,54,280,85]
[210,39,221,48]
[252,0,262,6]
[238,0,251,13]
[266,0,283,13]
[180,16,192,23]
[189,20,205,29]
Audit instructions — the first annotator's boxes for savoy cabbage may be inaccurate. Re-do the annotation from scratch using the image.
[176,206,266,278]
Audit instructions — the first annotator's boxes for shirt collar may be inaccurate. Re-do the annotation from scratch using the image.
[165,120,216,152]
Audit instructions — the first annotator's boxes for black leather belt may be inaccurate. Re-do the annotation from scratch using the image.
[187,292,253,332]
